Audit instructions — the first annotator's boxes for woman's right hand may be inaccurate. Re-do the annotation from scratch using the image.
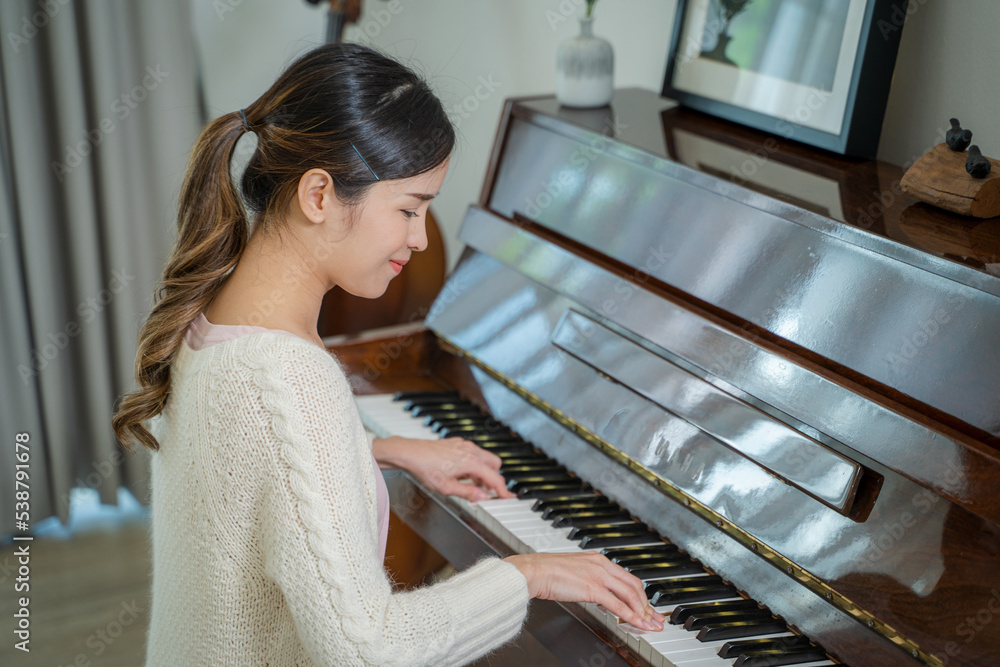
[503,551,665,632]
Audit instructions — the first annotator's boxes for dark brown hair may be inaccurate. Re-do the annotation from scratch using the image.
[112,43,455,452]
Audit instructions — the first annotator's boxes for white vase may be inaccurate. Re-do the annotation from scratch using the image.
[556,17,614,108]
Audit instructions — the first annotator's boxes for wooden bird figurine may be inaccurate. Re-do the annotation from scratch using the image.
[947,118,973,151]
[966,145,992,179]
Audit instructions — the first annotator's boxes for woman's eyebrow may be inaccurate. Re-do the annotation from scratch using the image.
[405,192,437,201]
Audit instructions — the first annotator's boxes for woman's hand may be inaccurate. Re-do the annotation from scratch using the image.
[503,552,665,632]
[371,435,515,502]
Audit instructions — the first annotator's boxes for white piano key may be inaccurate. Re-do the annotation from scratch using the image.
[357,393,832,667]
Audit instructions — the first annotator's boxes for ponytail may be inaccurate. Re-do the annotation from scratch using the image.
[112,111,250,451]
[112,43,456,452]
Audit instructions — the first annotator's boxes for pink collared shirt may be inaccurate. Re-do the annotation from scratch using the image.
[185,312,391,562]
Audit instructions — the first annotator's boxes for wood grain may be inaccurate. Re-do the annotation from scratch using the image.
[901,143,1000,218]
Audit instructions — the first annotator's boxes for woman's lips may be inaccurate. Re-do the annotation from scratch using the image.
[389,259,406,274]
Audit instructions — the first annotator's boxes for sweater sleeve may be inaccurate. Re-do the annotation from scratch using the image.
[254,340,529,666]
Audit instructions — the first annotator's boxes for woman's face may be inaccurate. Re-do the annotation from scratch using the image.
[329,158,449,299]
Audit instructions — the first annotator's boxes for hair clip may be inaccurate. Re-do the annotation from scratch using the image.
[350,141,379,181]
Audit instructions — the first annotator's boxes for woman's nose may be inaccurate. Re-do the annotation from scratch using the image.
[408,216,428,252]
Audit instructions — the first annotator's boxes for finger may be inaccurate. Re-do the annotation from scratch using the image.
[464,443,503,469]
[591,584,659,631]
[601,566,661,627]
[601,558,665,625]
[601,558,653,610]
[465,463,515,499]
[436,479,490,502]
[595,575,663,631]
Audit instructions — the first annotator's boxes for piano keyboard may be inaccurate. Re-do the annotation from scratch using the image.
[356,391,839,667]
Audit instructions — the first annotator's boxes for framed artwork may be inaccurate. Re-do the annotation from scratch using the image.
[661,0,908,158]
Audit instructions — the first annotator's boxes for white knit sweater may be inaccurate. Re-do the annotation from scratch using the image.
[145,332,530,666]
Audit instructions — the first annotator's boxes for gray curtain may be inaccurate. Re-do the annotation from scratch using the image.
[0,0,205,534]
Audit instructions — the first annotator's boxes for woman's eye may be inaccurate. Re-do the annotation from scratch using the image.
[402,210,419,219]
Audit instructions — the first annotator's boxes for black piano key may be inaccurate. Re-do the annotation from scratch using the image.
[568,523,645,540]
[506,473,576,490]
[426,415,492,428]
[619,557,692,572]
[417,407,485,418]
[601,544,677,562]
[697,619,789,642]
[544,504,624,517]
[553,513,634,529]
[442,431,520,443]
[495,453,547,462]
[477,438,530,448]
[501,463,566,475]
[646,574,723,590]
[534,496,610,513]
[670,599,760,625]
[541,503,614,520]
[647,576,738,605]
[411,403,478,416]
[579,530,661,549]
[651,585,739,606]
[718,635,812,659]
[630,562,706,581]
[503,468,571,479]
[614,550,686,568]
[516,482,590,499]
[480,445,537,457]
[733,645,830,667]
[684,610,776,632]
[393,390,459,402]
[428,417,501,430]
[441,428,519,440]
[551,510,632,527]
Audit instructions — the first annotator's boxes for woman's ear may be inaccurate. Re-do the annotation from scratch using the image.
[296,168,336,225]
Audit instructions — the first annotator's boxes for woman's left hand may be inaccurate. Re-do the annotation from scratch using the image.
[371,435,515,502]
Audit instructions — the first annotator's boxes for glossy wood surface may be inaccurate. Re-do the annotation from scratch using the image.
[324,89,1000,666]
[330,324,1000,666]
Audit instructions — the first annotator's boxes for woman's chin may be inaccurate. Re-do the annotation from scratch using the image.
[338,281,390,300]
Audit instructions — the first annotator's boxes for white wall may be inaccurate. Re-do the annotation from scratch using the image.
[192,0,999,268]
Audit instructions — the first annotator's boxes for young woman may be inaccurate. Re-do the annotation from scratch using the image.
[112,43,664,666]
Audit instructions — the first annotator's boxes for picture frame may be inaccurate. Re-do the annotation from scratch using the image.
[661,0,908,158]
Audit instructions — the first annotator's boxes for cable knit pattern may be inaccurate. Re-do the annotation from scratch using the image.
[145,333,529,666]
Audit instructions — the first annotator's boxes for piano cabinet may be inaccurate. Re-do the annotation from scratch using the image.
[325,88,1000,667]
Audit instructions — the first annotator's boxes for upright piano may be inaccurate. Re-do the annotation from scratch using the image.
[328,89,1000,667]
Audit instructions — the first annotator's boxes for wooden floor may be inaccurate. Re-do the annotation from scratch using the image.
[0,506,559,666]
[0,519,151,667]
